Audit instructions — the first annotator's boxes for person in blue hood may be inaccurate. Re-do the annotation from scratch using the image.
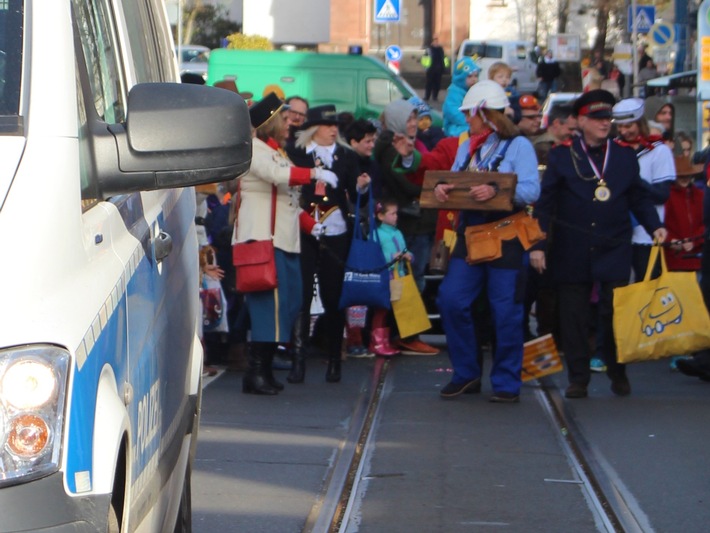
[443,57,481,137]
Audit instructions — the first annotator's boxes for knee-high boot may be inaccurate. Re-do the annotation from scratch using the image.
[263,343,284,391]
[287,312,308,384]
[242,342,278,395]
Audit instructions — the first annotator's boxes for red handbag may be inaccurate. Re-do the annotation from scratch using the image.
[233,185,278,293]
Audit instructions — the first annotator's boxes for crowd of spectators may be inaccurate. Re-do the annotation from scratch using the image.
[196,45,710,400]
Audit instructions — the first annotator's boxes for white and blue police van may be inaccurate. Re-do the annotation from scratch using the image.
[0,0,251,531]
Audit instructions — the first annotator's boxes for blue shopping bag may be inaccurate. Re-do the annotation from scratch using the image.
[338,187,391,310]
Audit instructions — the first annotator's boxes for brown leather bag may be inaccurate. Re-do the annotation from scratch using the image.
[464,211,545,265]
[429,239,450,274]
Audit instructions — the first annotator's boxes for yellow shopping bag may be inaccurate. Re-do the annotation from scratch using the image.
[613,245,710,364]
[521,334,563,382]
[392,260,432,339]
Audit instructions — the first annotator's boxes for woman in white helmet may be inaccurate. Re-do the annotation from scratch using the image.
[395,79,540,402]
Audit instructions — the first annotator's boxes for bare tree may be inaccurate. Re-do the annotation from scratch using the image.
[557,0,570,33]
[592,0,612,54]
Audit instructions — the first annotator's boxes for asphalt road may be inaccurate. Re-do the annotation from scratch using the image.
[192,342,710,532]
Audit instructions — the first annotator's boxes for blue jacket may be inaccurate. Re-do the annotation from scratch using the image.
[443,57,480,137]
[375,223,408,277]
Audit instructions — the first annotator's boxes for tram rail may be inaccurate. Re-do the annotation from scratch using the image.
[304,358,658,533]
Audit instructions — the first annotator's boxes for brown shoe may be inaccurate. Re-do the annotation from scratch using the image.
[398,338,439,355]
[564,383,588,399]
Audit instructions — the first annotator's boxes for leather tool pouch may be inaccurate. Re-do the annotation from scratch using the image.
[464,212,546,265]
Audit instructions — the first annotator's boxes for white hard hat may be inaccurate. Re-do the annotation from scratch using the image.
[459,80,510,112]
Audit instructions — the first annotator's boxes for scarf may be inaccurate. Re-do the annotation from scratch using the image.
[468,127,494,156]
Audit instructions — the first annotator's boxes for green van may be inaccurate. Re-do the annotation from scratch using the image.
[207,49,442,125]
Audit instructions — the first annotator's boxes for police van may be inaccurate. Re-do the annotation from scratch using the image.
[0,1,251,531]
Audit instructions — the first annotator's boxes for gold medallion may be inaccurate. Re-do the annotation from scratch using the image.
[594,184,611,202]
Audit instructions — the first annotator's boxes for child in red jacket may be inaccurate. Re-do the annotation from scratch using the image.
[664,157,705,272]
[663,156,705,370]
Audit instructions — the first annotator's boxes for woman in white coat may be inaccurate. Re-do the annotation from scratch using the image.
[234,93,338,394]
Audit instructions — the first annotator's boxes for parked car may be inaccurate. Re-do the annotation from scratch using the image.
[178,44,210,81]
[540,92,581,129]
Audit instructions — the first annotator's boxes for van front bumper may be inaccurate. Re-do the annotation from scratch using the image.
[0,471,110,532]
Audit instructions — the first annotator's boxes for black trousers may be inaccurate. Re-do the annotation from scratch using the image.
[558,281,627,385]
[299,232,349,356]
[425,68,443,100]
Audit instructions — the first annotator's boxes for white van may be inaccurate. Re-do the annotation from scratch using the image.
[457,40,540,93]
[0,1,251,531]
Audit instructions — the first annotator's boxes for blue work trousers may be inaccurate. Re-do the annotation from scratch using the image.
[437,257,524,394]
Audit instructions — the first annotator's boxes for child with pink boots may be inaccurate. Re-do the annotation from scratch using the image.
[369,199,413,356]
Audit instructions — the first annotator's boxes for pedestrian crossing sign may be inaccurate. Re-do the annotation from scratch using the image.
[374,0,401,23]
[627,5,655,34]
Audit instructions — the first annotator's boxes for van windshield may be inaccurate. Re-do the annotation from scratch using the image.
[0,0,22,122]
[462,43,503,59]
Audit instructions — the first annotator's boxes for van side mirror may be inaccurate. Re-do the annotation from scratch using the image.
[96,83,252,197]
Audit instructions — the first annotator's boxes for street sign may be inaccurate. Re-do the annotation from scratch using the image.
[385,45,402,62]
[627,5,655,34]
[649,22,675,48]
[374,0,400,23]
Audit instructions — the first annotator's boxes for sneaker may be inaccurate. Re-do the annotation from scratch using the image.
[669,355,692,372]
[398,338,440,355]
[590,357,607,373]
[346,345,374,359]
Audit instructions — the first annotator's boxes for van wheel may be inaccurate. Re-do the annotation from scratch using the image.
[173,464,192,533]
[107,501,120,533]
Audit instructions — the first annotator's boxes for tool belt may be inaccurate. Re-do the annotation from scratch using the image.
[464,211,546,265]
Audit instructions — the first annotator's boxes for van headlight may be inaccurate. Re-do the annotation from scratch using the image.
[0,346,69,486]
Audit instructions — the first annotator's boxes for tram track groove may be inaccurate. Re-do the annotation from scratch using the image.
[302,357,390,533]
[537,378,654,533]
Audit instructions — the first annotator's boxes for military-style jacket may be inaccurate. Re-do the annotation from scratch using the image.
[534,136,662,283]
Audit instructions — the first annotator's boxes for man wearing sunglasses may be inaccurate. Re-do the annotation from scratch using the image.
[516,94,543,138]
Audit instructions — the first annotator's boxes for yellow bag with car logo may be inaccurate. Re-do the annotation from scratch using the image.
[613,245,710,364]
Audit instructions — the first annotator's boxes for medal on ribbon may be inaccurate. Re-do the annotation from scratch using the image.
[580,139,611,202]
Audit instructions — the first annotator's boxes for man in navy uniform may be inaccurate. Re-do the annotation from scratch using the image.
[530,89,668,399]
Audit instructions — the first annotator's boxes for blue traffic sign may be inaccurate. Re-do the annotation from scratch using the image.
[374,0,401,23]
[650,22,675,47]
[628,5,655,33]
[385,45,402,62]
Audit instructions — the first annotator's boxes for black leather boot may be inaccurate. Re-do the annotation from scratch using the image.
[325,324,344,383]
[326,354,341,383]
[242,342,278,395]
[287,312,307,384]
[263,343,284,391]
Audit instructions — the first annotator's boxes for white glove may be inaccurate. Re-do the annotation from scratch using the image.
[314,168,338,189]
[311,223,326,237]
